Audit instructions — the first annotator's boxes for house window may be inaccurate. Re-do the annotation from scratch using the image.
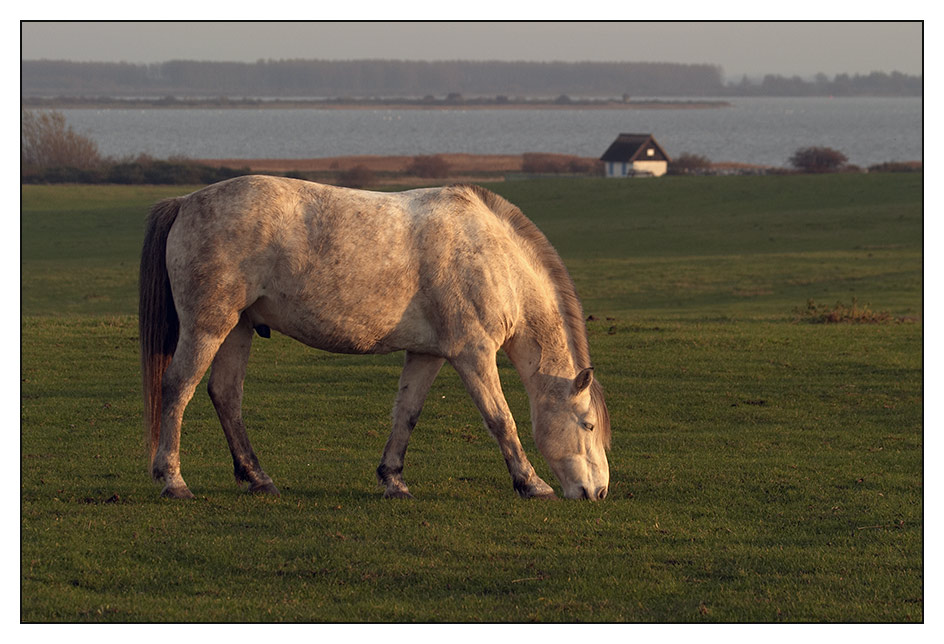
[647,148,655,157]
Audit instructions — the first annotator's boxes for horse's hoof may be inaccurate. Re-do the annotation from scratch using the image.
[515,480,558,500]
[161,485,195,499]
[383,489,416,499]
[517,485,558,499]
[249,481,281,496]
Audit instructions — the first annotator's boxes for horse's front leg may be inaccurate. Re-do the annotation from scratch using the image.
[451,351,557,499]
[377,351,445,498]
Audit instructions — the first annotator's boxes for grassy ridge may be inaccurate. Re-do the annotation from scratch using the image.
[21,175,922,621]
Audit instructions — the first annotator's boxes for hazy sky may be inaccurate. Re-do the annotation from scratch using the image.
[20,21,922,80]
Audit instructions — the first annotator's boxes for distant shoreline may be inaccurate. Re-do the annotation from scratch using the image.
[21,96,732,111]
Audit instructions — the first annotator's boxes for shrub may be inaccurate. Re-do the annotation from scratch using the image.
[521,153,566,174]
[521,153,600,175]
[20,155,251,185]
[789,146,848,173]
[21,109,102,171]
[406,155,451,178]
[337,165,374,188]
[567,158,603,175]
[37,166,107,183]
[868,161,922,173]
[107,158,211,184]
[668,152,712,175]
[105,162,147,184]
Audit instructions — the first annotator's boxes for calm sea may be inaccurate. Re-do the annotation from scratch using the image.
[59,96,922,168]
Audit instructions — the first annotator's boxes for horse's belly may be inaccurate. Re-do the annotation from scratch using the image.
[245,293,437,355]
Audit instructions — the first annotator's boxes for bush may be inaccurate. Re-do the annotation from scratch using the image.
[521,153,600,175]
[337,165,374,188]
[105,162,147,184]
[668,152,712,175]
[567,158,602,174]
[20,155,251,185]
[22,109,102,171]
[33,166,107,183]
[521,153,566,174]
[868,161,922,173]
[789,146,848,173]
[406,155,451,178]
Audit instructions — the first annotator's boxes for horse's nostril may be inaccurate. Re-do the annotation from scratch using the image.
[580,486,607,500]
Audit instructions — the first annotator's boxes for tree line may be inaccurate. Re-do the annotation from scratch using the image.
[22,59,920,98]
[21,59,923,98]
[729,71,921,96]
[22,59,723,97]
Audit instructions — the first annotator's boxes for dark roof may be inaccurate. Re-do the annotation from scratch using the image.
[600,133,670,162]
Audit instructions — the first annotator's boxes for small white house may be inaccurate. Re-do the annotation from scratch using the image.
[600,133,670,177]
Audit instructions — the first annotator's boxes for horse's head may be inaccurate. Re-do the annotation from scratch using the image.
[533,368,610,500]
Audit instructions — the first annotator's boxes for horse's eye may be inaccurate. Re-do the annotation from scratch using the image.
[582,422,594,431]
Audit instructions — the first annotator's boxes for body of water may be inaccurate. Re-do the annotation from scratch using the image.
[59,96,922,168]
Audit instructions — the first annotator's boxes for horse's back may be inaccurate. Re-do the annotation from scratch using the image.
[167,176,523,356]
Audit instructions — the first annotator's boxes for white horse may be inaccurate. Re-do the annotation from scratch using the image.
[140,176,610,500]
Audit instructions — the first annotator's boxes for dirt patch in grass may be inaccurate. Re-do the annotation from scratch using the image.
[794,298,918,324]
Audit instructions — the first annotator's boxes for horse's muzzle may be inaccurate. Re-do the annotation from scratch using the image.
[582,486,608,501]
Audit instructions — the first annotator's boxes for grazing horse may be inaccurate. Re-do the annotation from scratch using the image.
[139,176,610,500]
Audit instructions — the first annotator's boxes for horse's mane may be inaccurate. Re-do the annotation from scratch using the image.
[456,184,610,449]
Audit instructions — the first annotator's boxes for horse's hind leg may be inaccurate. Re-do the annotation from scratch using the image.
[208,314,279,496]
[153,326,233,498]
[377,351,445,499]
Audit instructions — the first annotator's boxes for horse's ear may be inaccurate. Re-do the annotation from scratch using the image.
[573,367,594,395]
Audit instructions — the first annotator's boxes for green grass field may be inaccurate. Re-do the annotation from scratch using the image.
[21,174,922,622]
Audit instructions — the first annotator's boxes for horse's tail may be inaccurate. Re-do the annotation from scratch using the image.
[139,197,182,468]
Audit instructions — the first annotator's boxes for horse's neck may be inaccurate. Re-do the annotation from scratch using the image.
[504,299,579,398]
